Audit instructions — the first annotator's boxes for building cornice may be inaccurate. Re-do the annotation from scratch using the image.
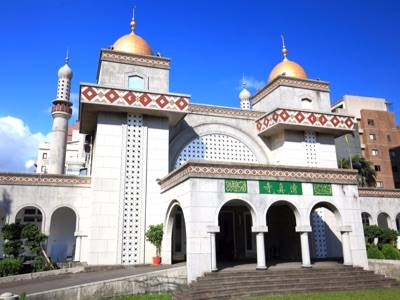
[159,161,358,192]
[358,188,400,198]
[251,76,330,105]
[188,104,264,119]
[100,49,170,70]
[0,173,91,187]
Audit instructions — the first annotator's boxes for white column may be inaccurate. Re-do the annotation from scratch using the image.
[74,235,81,261]
[256,232,266,270]
[300,232,311,268]
[210,232,217,272]
[341,231,353,266]
[397,236,400,250]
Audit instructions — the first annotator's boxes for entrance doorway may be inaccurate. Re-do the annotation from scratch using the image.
[216,200,256,264]
[172,207,186,263]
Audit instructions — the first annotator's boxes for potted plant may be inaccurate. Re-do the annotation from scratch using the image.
[145,224,163,265]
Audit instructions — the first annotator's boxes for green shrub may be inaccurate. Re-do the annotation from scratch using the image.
[0,258,23,277]
[381,244,400,260]
[21,224,47,255]
[145,224,163,256]
[1,223,24,258]
[364,225,383,244]
[32,256,53,272]
[380,229,399,245]
[367,244,385,259]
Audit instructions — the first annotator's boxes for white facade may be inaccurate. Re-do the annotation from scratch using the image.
[1,21,400,284]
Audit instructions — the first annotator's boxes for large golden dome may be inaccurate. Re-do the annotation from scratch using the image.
[268,39,307,83]
[112,18,152,56]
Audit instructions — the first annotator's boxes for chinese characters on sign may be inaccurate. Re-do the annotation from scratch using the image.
[313,183,332,196]
[259,180,302,195]
[225,179,248,193]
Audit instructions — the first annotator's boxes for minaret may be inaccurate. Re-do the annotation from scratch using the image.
[239,75,251,110]
[48,51,73,174]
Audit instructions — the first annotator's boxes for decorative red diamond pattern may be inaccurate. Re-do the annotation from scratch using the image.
[256,109,355,132]
[81,86,189,112]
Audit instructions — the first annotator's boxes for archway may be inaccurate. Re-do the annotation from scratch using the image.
[361,212,372,227]
[15,206,43,229]
[266,202,301,262]
[396,214,400,231]
[216,200,256,265]
[310,202,342,261]
[48,207,77,262]
[171,206,186,263]
[378,212,390,229]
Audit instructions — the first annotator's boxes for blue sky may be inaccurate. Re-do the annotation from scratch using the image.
[0,0,399,171]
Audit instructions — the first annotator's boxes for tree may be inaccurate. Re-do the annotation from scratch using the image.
[1,223,24,258]
[352,155,376,187]
[337,157,351,169]
[145,224,163,257]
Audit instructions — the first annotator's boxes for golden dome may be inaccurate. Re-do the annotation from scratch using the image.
[112,18,152,56]
[268,38,307,83]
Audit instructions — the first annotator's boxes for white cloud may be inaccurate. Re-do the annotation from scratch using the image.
[237,76,265,92]
[0,116,50,172]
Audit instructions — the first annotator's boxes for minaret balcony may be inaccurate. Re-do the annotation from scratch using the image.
[256,108,355,138]
[79,83,190,134]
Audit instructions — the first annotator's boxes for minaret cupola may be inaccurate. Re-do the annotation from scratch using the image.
[239,76,251,110]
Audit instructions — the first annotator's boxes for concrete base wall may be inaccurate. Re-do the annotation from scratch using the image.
[27,266,186,300]
[368,259,400,280]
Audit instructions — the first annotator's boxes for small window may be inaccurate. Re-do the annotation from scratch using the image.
[369,134,376,141]
[128,75,145,90]
[42,152,47,159]
[391,151,396,158]
[392,166,398,173]
[376,181,384,188]
[367,119,375,126]
[361,213,370,227]
[371,149,379,156]
[387,135,392,142]
[374,165,381,172]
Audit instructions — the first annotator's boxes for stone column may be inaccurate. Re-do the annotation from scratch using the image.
[296,225,312,268]
[340,226,353,266]
[73,232,87,262]
[397,236,400,250]
[207,226,220,272]
[253,226,268,270]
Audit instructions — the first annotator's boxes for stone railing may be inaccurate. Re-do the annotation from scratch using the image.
[0,173,91,187]
[159,161,358,191]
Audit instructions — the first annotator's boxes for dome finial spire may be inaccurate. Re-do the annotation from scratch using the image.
[281,34,288,61]
[130,5,136,32]
[242,73,247,89]
[65,48,70,65]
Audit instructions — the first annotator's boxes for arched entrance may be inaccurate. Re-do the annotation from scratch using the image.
[48,207,77,262]
[310,203,342,261]
[216,200,256,265]
[378,212,391,229]
[171,206,186,263]
[266,202,301,262]
[15,206,43,229]
[396,213,400,231]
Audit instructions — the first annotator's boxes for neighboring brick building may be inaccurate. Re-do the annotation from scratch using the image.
[332,95,400,188]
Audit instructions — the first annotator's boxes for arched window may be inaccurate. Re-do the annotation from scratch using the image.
[361,212,371,227]
[128,75,145,90]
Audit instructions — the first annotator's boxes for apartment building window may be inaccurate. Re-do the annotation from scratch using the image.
[367,119,375,126]
[42,153,47,159]
[371,149,379,156]
[376,181,384,188]
[393,166,398,173]
[387,135,392,142]
[374,165,381,172]
[391,151,396,158]
[369,133,376,141]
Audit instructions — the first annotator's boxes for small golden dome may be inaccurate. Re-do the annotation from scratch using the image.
[112,18,152,56]
[268,37,307,83]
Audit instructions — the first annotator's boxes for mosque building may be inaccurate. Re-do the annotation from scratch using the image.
[1,13,400,283]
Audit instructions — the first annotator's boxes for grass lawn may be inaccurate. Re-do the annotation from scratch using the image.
[107,293,171,300]
[249,288,400,300]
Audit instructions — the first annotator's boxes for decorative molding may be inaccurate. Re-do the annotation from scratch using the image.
[188,104,264,119]
[358,188,400,198]
[256,108,355,135]
[81,84,190,112]
[101,49,170,70]
[159,161,358,191]
[251,76,330,105]
[0,173,91,187]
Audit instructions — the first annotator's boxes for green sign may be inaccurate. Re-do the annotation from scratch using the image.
[225,179,247,193]
[259,180,302,195]
[313,183,332,196]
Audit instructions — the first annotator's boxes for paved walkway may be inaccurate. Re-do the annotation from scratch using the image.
[0,264,184,295]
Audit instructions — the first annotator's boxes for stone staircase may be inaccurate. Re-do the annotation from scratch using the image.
[172,265,400,299]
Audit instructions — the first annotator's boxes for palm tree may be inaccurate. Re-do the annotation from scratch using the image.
[351,155,376,187]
